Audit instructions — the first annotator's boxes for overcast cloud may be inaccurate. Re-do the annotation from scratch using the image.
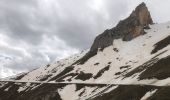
[0,0,170,78]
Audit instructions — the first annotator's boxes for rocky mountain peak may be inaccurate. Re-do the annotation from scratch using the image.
[91,2,153,51]
[131,2,153,26]
[114,2,153,41]
[76,2,153,64]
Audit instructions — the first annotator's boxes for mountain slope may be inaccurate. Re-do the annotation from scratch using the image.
[0,2,170,100]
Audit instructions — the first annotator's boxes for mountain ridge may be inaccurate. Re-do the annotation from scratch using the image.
[75,2,153,64]
[0,2,170,100]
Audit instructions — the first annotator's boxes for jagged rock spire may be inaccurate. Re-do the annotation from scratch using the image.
[91,2,153,52]
[75,2,153,64]
[132,2,153,26]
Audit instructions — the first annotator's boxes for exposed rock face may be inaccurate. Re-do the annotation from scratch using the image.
[75,2,153,64]
[91,2,153,52]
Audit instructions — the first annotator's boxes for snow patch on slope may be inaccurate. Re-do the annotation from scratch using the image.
[140,89,157,100]
[19,50,88,82]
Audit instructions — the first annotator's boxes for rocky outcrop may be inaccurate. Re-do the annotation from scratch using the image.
[76,2,153,64]
[91,2,153,52]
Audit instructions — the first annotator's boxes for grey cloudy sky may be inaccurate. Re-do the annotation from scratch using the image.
[0,0,170,78]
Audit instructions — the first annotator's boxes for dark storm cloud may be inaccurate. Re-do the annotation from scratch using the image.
[1,0,170,50]
[53,0,129,49]
[0,0,44,45]
[0,0,130,49]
